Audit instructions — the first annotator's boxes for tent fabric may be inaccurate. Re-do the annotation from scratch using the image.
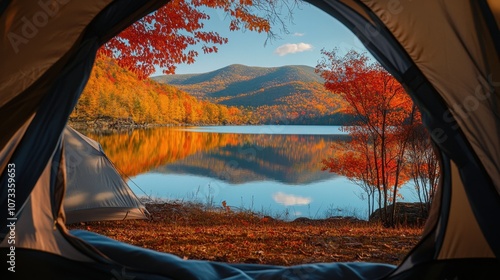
[1,0,500,279]
[0,143,93,261]
[437,161,494,259]
[306,1,500,276]
[0,0,167,269]
[63,126,148,224]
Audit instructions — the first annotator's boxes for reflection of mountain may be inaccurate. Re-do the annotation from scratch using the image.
[152,134,347,185]
[84,126,348,185]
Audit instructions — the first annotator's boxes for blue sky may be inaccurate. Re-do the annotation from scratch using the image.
[154,2,369,76]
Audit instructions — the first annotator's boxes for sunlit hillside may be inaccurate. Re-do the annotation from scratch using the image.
[71,56,246,125]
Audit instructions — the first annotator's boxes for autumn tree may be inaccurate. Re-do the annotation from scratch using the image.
[99,0,301,79]
[316,49,417,227]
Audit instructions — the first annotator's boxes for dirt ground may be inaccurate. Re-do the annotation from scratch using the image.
[67,202,424,266]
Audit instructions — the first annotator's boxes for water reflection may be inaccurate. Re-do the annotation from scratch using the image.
[273,192,312,206]
[83,126,373,219]
[85,126,349,184]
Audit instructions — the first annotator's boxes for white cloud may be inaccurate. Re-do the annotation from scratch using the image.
[272,192,312,206]
[274,43,313,56]
[293,32,305,37]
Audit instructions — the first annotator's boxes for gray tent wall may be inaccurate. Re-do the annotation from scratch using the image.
[0,0,499,279]
[63,126,148,224]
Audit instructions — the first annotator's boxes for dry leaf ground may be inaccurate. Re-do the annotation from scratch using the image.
[68,202,423,266]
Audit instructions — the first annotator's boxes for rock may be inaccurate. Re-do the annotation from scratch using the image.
[369,202,429,227]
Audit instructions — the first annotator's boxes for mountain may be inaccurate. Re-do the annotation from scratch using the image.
[73,60,352,126]
[152,64,350,124]
[152,64,324,104]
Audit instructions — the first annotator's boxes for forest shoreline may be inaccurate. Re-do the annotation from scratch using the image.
[68,117,197,134]
[68,116,351,134]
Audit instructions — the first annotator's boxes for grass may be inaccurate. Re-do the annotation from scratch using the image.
[67,200,424,266]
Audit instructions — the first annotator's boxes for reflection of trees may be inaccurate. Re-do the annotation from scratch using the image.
[85,128,239,177]
[85,128,343,184]
[158,135,341,184]
[322,134,412,220]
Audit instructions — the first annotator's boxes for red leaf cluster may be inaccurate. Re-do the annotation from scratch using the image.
[99,0,271,79]
[316,49,429,223]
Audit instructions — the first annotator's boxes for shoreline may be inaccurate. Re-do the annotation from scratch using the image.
[68,117,352,134]
[68,117,197,134]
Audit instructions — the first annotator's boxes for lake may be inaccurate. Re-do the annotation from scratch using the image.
[85,125,417,220]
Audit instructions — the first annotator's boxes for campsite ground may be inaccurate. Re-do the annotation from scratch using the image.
[67,202,424,266]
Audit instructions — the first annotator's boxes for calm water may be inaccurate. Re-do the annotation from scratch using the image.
[86,125,417,220]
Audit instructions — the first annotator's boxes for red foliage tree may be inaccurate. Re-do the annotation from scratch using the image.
[99,0,297,79]
[316,49,418,226]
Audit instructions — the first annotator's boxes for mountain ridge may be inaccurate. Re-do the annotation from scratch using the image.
[151,64,325,101]
[152,64,350,124]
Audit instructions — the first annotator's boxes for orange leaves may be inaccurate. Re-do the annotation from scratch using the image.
[73,56,248,125]
[201,45,219,54]
[98,0,225,78]
[229,7,270,33]
[239,0,253,6]
[316,49,413,127]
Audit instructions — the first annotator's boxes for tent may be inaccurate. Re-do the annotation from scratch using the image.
[0,0,498,279]
[63,125,148,224]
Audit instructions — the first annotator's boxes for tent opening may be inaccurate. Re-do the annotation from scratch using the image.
[66,0,438,267]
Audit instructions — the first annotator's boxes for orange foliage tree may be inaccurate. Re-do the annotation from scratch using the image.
[72,56,247,125]
[99,0,299,78]
[316,49,418,226]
